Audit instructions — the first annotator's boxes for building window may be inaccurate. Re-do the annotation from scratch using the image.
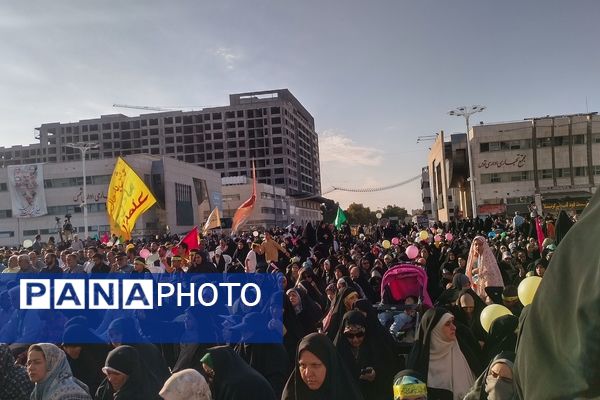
[573,134,586,145]
[539,169,553,180]
[536,137,552,148]
[553,136,568,146]
[175,183,193,226]
[0,209,12,218]
[574,167,587,177]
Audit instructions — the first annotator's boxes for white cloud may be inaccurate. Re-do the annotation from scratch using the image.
[319,129,383,166]
[214,47,241,70]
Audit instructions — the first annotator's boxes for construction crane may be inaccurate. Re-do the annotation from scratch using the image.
[113,104,174,112]
[113,103,214,112]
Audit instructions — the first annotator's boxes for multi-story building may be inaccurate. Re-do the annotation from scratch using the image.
[471,113,600,216]
[427,132,463,221]
[420,166,433,219]
[428,113,600,221]
[0,89,321,197]
[220,176,322,229]
[0,155,221,246]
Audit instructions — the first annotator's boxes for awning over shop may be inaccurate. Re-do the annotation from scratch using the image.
[541,191,592,212]
[478,203,507,215]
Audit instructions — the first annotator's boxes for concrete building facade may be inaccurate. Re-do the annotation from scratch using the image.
[220,176,322,229]
[0,89,321,197]
[428,113,600,221]
[427,132,461,221]
[471,113,600,216]
[0,155,221,246]
[420,166,433,219]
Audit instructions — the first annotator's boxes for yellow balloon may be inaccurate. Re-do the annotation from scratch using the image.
[382,240,391,249]
[518,276,542,306]
[480,304,513,333]
[419,230,429,241]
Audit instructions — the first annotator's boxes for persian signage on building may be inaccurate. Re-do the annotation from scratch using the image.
[478,154,526,169]
[542,199,589,212]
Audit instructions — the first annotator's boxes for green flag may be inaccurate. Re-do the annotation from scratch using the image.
[334,206,347,229]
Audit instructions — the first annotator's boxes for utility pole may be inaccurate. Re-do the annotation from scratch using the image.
[448,105,486,219]
[65,142,99,240]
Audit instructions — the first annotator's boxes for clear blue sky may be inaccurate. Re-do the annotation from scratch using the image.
[1,1,598,211]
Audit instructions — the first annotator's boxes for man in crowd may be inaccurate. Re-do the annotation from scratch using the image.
[64,253,85,273]
[260,231,290,267]
[114,252,133,273]
[17,254,36,273]
[41,252,63,274]
[91,253,111,273]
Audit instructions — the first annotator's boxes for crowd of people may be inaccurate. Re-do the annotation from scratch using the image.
[0,205,586,399]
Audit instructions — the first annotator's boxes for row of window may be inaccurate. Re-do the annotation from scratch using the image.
[260,192,286,200]
[260,207,287,215]
[0,203,107,220]
[481,166,600,184]
[44,175,112,188]
[61,107,283,134]
[46,203,107,215]
[22,225,111,236]
[0,175,111,193]
[479,135,589,152]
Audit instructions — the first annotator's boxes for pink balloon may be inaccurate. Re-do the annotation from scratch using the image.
[139,249,151,259]
[391,237,400,245]
[406,245,419,260]
[445,233,454,241]
[434,234,442,242]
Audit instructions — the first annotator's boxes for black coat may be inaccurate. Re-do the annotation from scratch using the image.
[235,343,289,398]
[334,311,396,400]
[282,333,364,400]
[407,308,484,395]
[204,346,277,400]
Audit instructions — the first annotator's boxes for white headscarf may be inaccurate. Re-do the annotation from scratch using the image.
[159,369,211,400]
[427,313,475,400]
[466,236,504,300]
[30,343,91,400]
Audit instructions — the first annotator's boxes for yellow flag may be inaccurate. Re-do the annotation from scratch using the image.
[106,157,157,240]
[202,207,222,235]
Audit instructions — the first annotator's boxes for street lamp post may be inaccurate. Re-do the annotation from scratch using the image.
[448,105,486,219]
[66,142,99,241]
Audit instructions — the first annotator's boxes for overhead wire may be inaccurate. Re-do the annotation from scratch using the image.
[289,174,421,201]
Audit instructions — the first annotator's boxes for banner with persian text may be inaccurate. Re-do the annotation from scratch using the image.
[107,157,157,240]
[7,163,48,218]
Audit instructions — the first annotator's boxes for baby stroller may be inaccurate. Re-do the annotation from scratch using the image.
[376,263,433,352]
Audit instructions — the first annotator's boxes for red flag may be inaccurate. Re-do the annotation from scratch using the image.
[535,216,545,256]
[231,162,257,233]
[180,226,200,253]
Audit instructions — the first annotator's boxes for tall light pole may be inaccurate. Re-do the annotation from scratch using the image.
[66,142,99,240]
[448,105,486,219]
